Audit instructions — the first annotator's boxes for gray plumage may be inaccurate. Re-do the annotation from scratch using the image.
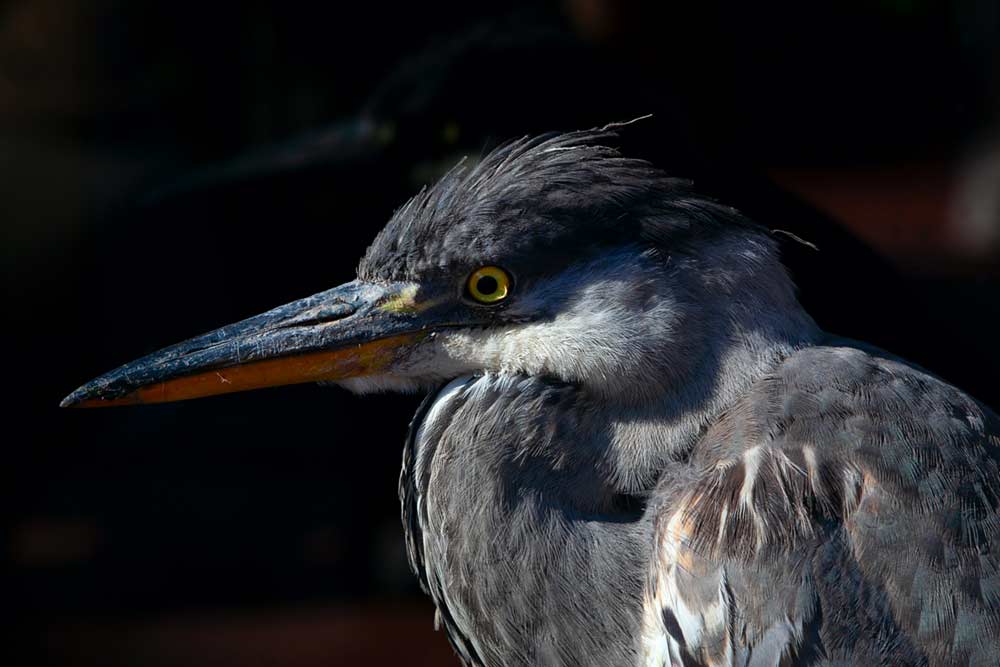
[375,126,1000,665]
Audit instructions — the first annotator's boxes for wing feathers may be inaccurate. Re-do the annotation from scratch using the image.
[649,344,1000,665]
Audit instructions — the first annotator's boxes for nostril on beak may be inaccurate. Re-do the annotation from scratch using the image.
[278,302,357,328]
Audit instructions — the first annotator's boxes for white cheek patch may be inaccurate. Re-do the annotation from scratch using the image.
[429,251,682,398]
[335,249,680,397]
[438,310,649,385]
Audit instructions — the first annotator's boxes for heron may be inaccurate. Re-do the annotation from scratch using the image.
[63,124,1000,666]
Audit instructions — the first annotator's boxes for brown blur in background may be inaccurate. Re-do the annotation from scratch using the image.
[4,1,1000,665]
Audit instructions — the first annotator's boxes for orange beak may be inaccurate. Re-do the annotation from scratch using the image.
[61,280,433,408]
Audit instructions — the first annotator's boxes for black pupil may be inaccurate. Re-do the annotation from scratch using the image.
[476,275,499,296]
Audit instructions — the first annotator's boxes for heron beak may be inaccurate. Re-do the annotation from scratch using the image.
[60,280,439,408]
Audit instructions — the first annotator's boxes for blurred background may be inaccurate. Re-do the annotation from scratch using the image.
[4,1,1000,665]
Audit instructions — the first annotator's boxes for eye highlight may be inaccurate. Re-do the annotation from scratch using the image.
[466,266,511,304]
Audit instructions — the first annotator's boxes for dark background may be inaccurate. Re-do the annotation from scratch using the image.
[5,1,1000,665]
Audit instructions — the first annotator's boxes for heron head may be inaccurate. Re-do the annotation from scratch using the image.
[62,124,809,408]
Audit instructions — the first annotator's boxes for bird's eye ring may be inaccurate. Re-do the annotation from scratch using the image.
[466,266,511,304]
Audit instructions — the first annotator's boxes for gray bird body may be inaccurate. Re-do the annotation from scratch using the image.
[64,124,1000,666]
[403,339,1000,666]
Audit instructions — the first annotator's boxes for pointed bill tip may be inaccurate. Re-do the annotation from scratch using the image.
[59,385,89,408]
[59,384,140,409]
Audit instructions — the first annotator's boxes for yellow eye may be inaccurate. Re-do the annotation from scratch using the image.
[466,266,511,304]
